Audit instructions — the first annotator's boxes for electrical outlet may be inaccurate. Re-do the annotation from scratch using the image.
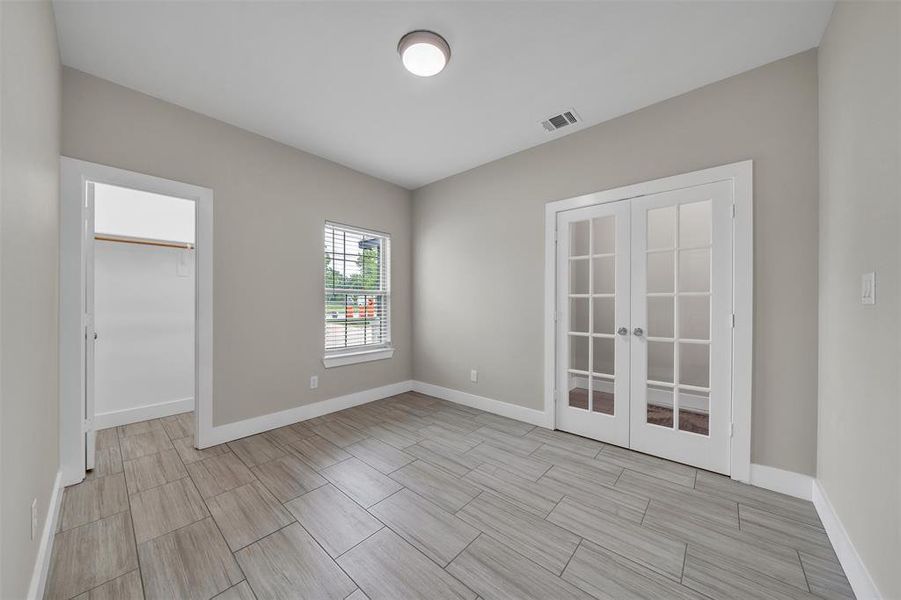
[470,369,478,383]
[310,375,319,390]
[31,498,38,541]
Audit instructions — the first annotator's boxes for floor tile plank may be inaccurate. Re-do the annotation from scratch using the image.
[321,457,402,508]
[538,465,647,523]
[284,484,383,558]
[286,434,351,470]
[405,439,483,477]
[596,445,697,488]
[73,569,143,600]
[390,460,481,512]
[346,437,415,474]
[694,470,823,528]
[738,504,836,560]
[118,419,166,439]
[447,534,591,600]
[643,501,809,590]
[563,540,707,600]
[466,443,552,481]
[45,511,139,600]
[172,437,228,465]
[206,481,294,551]
[799,552,855,600]
[312,420,368,448]
[466,426,543,456]
[251,453,327,502]
[160,413,193,441]
[212,581,257,600]
[228,434,286,468]
[138,517,243,600]
[120,430,174,461]
[369,488,479,566]
[531,444,622,486]
[682,546,818,600]
[130,477,209,544]
[457,492,580,574]
[338,528,476,600]
[523,428,604,458]
[124,448,188,495]
[59,473,129,532]
[236,523,357,600]
[615,468,738,529]
[547,497,686,581]
[463,464,562,517]
[186,452,257,499]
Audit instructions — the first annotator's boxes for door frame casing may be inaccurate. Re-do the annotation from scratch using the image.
[59,157,214,486]
[543,160,753,482]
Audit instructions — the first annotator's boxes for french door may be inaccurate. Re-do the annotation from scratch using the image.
[556,181,733,474]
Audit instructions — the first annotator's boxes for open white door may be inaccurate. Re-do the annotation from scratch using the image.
[84,182,96,470]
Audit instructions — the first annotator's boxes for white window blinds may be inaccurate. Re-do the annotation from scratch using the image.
[324,222,391,354]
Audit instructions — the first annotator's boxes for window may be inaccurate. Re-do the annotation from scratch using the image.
[323,222,393,367]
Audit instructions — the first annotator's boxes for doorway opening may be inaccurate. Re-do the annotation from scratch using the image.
[86,183,196,468]
[59,158,213,485]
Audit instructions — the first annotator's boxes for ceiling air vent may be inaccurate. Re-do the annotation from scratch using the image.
[541,109,580,133]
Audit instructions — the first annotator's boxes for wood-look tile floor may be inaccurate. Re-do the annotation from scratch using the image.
[45,393,855,600]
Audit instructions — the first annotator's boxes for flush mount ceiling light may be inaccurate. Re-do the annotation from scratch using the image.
[398,30,450,77]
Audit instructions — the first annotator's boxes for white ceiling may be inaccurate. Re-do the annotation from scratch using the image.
[53,1,834,189]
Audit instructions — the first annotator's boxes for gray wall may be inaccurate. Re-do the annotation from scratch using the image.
[817,2,900,597]
[413,50,820,475]
[0,1,61,598]
[62,68,413,427]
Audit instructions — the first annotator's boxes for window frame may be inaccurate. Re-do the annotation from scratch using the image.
[322,221,394,368]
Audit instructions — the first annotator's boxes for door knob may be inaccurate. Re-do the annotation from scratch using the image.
[632,327,644,337]
[617,327,629,336]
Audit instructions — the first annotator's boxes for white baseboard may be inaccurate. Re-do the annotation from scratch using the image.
[812,480,882,600]
[27,469,64,600]
[412,381,553,428]
[749,463,814,500]
[95,397,194,429]
[199,380,414,447]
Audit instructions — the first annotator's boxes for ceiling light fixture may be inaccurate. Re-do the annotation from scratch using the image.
[397,30,450,77]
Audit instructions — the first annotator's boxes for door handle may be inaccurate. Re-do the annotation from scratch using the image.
[632,327,644,337]
[617,327,629,336]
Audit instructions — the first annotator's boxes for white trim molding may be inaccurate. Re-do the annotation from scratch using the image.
[543,160,753,482]
[199,380,414,447]
[749,463,814,501]
[27,470,64,600]
[412,381,553,428]
[323,347,395,368]
[813,480,883,600]
[94,397,194,429]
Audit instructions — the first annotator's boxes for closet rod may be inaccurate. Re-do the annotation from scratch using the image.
[94,234,194,250]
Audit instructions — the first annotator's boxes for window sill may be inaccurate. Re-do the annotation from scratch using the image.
[323,347,395,368]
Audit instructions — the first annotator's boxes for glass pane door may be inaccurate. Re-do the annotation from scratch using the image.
[556,201,630,448]
[629,180,733,475]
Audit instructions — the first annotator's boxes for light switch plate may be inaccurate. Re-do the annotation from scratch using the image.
[861,272,875,305]
[309,375,319,390]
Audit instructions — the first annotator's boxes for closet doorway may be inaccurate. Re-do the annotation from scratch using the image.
[544,162,752,479]
[59,158,213,485]
[85,183,197,467]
